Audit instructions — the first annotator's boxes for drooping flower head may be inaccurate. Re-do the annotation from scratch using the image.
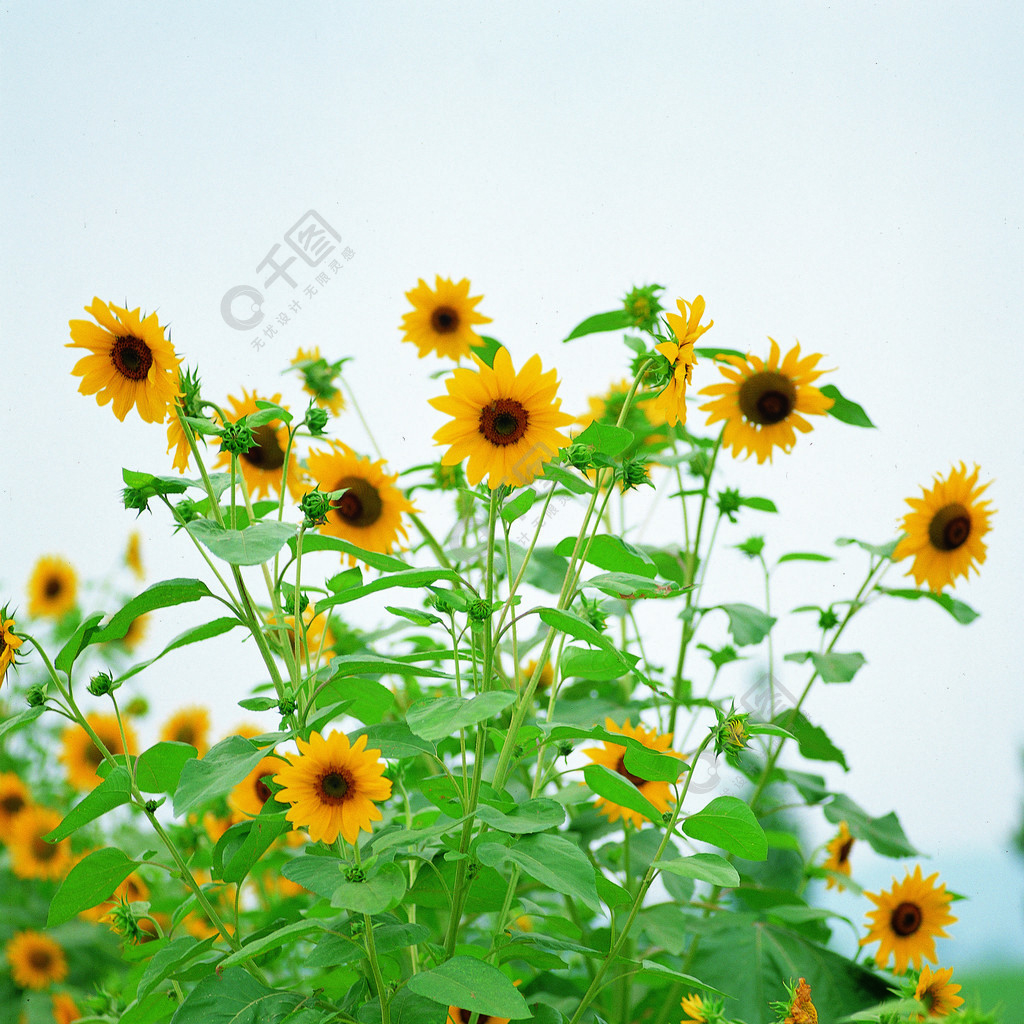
[699,339,833,463]
[892,463,994,593]
[159,706,211,756]
[60,712,138,790]
[646,295,712,427]
[401,276,492,360]
[273,730,391,844]
[27,556,78,619]
[5,930,68,989]
[67,298,182,423]
[430,347,574,489]
[306,442,418,564]
[1,608,23,687]
[823,820,855,891]
[291,346,346,415]
[582,718,683,829]
[913,965,964,1019]
[8,807,73,881]
[861,865,957,974]
[782,978,818,1024]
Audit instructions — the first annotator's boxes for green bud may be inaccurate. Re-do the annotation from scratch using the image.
[88,671,117,697]
[177,366,204,418]
[278,697,297,717]
[219,420,255,456]
[818,607,840,631]
[122,487,151,515]
[345,866,366,883]
[305,406,329,436]
[173,497,202,525]
[433,461,465,491]
[562,442,596,471]
[579,595,607,633]
[144,799,160,813]
[716,487,743,522]
[557,741,574,759]
[467,599,493,623]
[618,456,653,492]
[736,535,765,559]
[25,683,47,708]
[107,898,146,943]
[299,487,332,527]
[622,284,665,332]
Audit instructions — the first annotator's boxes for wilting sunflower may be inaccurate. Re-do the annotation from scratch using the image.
[680,993,707,1023]
[60,712,138,790]
[430,347,574,489]
[401,276,492,360]
[159,706,211,756]
[699,339,833,463]
[446,1010,509,1024]
[583,718,683,829]
[306,442,417,563]
[823,820,855,890]
[291,346,346,415]
[214,389,306,500]
[913,965,964,1019]
[229,755,287,819]
[52,992,82,1024]
[273,730,391,845]
[647,295,713,427]
[861,865,957,974]
[124,531,145,580]
[0,772,31,839]
[26,556,78,619]
[67,298,182,423]
[9,807,73,880]
[1,609,23,687]
[892,463,994,594]
[782,978,818,1024]
[5,931,68,990]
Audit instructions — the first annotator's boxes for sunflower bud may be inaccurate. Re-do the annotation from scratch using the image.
[716,487,743,522]
[817,607,840,631]
[25,683,47,707]
[562,442,596,471]
[278,697,297,717]
[688,448,714,480]
[304,405,329,436]
[122,487,151,515]
[345,866,366,883]
[557,741,574,759]
[107,898,147,944]
[219,420,255,456]
[619,456,653,493]
[579,595,607,633]
[178,366,204,416]
[299,488,332,528]
[467,599,493,624]
[433,461,465,491]
[622,284,665,332]
[713,705,750,757]
[736,535,765,559]
[174,497,202,525]
[88,671,118,697]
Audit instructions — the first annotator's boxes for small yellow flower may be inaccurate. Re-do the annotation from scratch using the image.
[681,993,707,1023]
[822,821,854,890]
[26,556,78,619]
[5,931,68,989]
[913,965,964,1018]
[8,806,74,881]
[159,706,211,756]
[401,276,492,360]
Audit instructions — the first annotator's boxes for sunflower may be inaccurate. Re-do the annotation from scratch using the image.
[306,442,417,564]
[273,730,391,845]
[124,532,145,580]
[861,865,957,974]
[229,755,287,819]
[892,463,994,593]
[823,820,855,890]
[9,807,74,881]
[583,718,682,829]
[783,978,818,1024]
[647,295,712,427]
[681,993,707,1023]
[5,931,68,990]
[699,339,833,463]
[577,379,660,434]
[291,346,346,415]
[401,276,492,361]
[1,610,23,687]
[214,389,305,500]
[60,712,138,790]
[80,872,150,923]
[913,965,964,1019]
[517,659,554,691]
[26,557,78,619]
[446,1010,509,1024]
[0,772,31,839]
[119,613,150,653]
[159,706,211,756]
[67,298,182,423]
[430,347,574,489]
[52,992,83,1024]
[266,605,336,665]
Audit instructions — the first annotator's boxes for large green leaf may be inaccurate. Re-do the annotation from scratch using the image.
[186,519,297,566]
[573,420,634,457]
[91,579,217,645]
[136,741,198,794]
[553,535,657,578]
[406,691,516,742]
[46,766,133,841]
[654,853,740,888]
[167,967,302,1024]
[217,921,325,968]
[330,861,407,913]
[877,587,979,625]
[406,955,531,1019]
[215,811,289,883]
[537,606,632,662]
[287,532,411,572]
[713,604,776,646]
[681,796,767,861]
[583,572,684,600]
[563,308,633,341]
[48,847,139,926]
[173,735,281,816]
[820,384,874,428]
[136,936,218,1002]
[317,567,464,609]
[582,764,664,824]
[775,710,848,770]
[475,798,565,834]
[823,793,919,857]
[560,646,638,680]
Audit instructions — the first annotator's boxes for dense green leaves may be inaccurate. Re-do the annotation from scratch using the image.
[406,691,516,742]
[136,742,198,794]
[475,798,565,833]
[654,853,741,887]
[168,968,302,1024]
[173,735,282,816]
[582,764,664,825]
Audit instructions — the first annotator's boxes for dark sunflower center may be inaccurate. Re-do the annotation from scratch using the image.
[318,770,350,803]
[479,399,529,446]
[242,425,286,470]
[614,755,646,788]
[28,949,53,971]
[255,774,274,805]
[1,793,25,814]
[86,744,104,768]
[891,900,922,936]
[174,725,196,744]
[111,335,153,381]
[44,575,64,599]
[837,837,854,863]
[928,502,971,551]
[33,837,57,861]
[431,305,460,334]
[739,371,796,426]
[332,476,383,528]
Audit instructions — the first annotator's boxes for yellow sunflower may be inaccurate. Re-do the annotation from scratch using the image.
[52,992,83,1024]
[583,718,682,829]
[229,755,287,819]
[60,712,138,790]
[8,807,74,881]
[291,346,346,415]
[913,965,964,1019]
[273,730,391,845]
[125,531,145,580]
[823,820,855,890]
[80,872,150,923]
[517,659,554,691]
[783,978,818,1024]
[401,276,492,360]
[861,865,957,974]
[699,339,833,463]
[159,706,211,756]
[647,295,713,427]
[214,389,306,500]
[892,463,994,594]
[67,298,182,423]
[5,931,68,990]
[576,378,660,433]
[1,610,24,687]
[680,993,707,1023]
[266,604,336,665]
[430,347,575,489]
[26,556,78,619]
[0,772,31,839]
[306,441,417,564]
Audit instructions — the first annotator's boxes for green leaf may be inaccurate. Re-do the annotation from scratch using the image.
[281,854,346,899]
[46,767,133,841]
[48,847,138,926]
[777,551,833,564]
[821,384,875,427]
[563,308,633,341]
[136,742,197,794]
[136,936,217,1002]
[537,460,595,494]
[167,967,302,1024]
[218,812,289,884]
[55,611,106,673]
[186,519,297,566]
[121,991,182,1024]
[116,616,243,684]
[681,796,768,861]
[173,735,278,816]
[218,921,324,969]
[836,535,900,559]
[537,606,629,660]
[582,764,664,824]
[573,420,634,457]
[713,603,776,646]
[654,853,741,888]
[583,572,684,600]
[317,567,464,610]
[0,705,45,740]
[386,605,443,627]
[406,955,531,1019]
[406,691,516,742]
[91,579,216,646]
[238,697,279,712]
[311,675,396,726]
[470,334,504,367]
[738,495,777,513]
[122,467,192,498]
[560,646,634,681]
[553,534,657,577]
[351,722,436,760]
[330,861,407,913]
[823,793,919,857]
[622,744,685,783]
[290,532,411,572]
[499,487,537,524]
[878,587,979,624]
[247,400,293,427]
[784,649,866,683]
[475,798,566,834]
[775,710,848,770]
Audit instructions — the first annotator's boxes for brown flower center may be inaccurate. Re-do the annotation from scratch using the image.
[479,399,529,446]
[1,793,26,815]
[28,948,54,971]
[85,743,105,769]
[33,836,58,861]
[317,770,351,804]
[111,335,153,381]
[614,754,646,788]
[928,502,971,551]
[451,1011,498,1024]
[891,900,922,936]
[332,476,383,528]
[254,774,274,805]
[837,837,854,864]
[44,575,64,599]
[430,305,460,334]
[174,724,196,744]
[242,425,286,471]
[739,370,796,426]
